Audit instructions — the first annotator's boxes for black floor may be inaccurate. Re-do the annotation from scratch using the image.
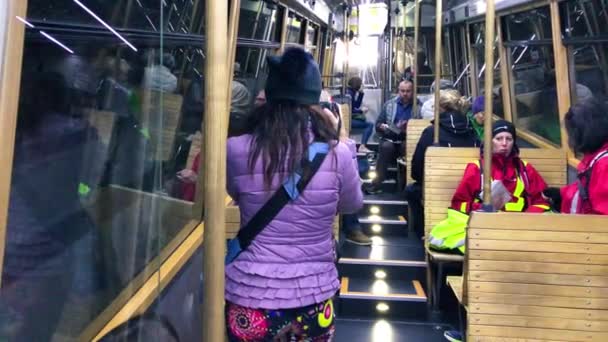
[335,318,451,342]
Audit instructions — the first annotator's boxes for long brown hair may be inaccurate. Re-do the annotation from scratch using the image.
[247,101,338,188]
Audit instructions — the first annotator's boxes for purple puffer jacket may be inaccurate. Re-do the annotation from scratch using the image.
[225,134,363,310]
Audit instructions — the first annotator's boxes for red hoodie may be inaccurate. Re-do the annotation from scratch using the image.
[561,142,608,215]
[451,152,550,213]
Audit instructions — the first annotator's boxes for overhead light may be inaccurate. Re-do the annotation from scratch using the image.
[16,16,34,28]
[16,16,73,54]
[376,302,389,312]
[370,206,380,214]
[73,0,138,52]
[368,171,377,179]
[371,224,382,233]
[39,31,74,54]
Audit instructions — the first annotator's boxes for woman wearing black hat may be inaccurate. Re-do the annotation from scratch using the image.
[224,47,363,341]
[450,120,551,213]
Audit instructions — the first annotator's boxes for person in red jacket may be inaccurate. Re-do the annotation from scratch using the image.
[561,98,608,215]
[451,120,550,213]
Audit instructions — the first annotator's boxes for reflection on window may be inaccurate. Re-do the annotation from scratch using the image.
[27,0,206,34]
[471,22,502,116]
[504,7,561,145]
[562,0,608,38]
[238,1,279,41]
[568,44,608,104]
[1,5,208,339]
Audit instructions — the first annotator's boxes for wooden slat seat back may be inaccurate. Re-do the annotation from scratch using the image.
[339,103,351,136]
[465,212,608,342]
[405,119,431,185]
[424,147,567,246]
[139,90,184,162]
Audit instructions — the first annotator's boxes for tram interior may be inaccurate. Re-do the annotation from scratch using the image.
[1,0,608,341]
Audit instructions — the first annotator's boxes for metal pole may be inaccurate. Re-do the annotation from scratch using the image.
[433,0,443,144]
[279,8,288,53]
[387,2,393,95]
[342,6,349,97]
[227,0,241,104]
[482,0,495,206]
[413,0,420,115]
[402,5,407,76]
[202,0,229,340]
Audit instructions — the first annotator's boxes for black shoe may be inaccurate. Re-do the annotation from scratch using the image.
[364,183,383,195]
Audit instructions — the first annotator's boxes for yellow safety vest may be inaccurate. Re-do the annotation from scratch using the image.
[472,160,527,212]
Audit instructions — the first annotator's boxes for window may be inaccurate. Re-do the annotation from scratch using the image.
[305,23,319,56]
[470,22,503,116]
[286,15,303,44]
[27,0,205,34]
[503,6,561,144]
[238,1,279,41]
[562,0,608,39]
[2,2,207,340]
[562,0,608,104]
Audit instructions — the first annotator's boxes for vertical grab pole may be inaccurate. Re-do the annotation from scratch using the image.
[279,7,288,54]
[433,0,443,144]
[226,0,241,108]
[342,6,349,97]
[482,0,496,206]
[550,0,573,162]
[202,0,229,340]
[413,0,420,115]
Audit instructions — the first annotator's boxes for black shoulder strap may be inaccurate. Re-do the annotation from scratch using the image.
[578,150,608,202]
[237,151,328,249]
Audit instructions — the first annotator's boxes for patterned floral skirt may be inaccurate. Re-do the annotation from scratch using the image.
[226,298,335,341]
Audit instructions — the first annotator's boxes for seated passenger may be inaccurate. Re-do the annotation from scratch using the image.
[346,76,374,153]
[321,89,372,245]
[407,89,479,237]
[225,47,362,341]
[227,80,252,137]
[451,120,550,213]
[411,89,480,185]
[419,79,455,120]
[468,95,486,140]
[142,51,178,93]
[561,98,608,215]
[364,79,420,194]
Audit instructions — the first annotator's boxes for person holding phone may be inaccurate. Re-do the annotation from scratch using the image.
[224,47,363,341]
[365,79,420,194]
[320,90,372,246]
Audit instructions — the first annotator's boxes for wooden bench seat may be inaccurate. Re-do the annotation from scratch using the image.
[424,147,567,310]
[465,212,608,341]
[405,119,430,185]
[447,275,465,306]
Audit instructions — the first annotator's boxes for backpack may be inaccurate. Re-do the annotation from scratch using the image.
[571,150,608,213]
